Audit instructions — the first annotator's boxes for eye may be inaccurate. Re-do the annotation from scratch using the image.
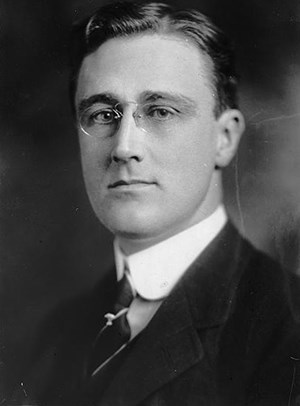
[90,109,120,125]
[147,106,177,121]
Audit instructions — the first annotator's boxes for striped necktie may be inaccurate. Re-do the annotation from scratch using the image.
[87,271,135,377]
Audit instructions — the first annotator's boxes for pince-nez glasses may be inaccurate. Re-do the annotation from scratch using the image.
[78,100,187,138]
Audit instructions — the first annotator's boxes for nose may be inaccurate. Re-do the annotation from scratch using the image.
[110,108,144,164]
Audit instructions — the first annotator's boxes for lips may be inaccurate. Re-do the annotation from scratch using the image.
[108,179,154,188]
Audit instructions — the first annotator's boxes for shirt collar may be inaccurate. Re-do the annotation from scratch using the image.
[114,205,227,300]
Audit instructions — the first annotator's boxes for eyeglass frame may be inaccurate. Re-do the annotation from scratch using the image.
[77,99,197,138]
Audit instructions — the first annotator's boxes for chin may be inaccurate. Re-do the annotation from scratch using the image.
[99,209,156,239]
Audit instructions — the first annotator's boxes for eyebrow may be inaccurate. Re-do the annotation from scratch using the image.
[143,91,199,114]
[77,94,119,116]
[77,91,197,115]
[141,91,196,107]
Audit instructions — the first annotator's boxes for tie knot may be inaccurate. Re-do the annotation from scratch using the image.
[114,271,135,312]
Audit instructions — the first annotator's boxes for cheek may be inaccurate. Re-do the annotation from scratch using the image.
[79,142,107,195]
[80,138,109,172]
[162,130,216,182]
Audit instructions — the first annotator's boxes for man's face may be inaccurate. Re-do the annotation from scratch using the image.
[76,34,225,250]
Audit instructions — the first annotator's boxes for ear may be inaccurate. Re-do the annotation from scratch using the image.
[215,109,245,168]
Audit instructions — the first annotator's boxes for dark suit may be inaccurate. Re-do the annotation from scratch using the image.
[10,222,300,405]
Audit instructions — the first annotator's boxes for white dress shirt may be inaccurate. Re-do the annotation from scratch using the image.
[113,205,227,339]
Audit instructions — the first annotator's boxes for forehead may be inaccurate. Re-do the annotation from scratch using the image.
[76,34,214,106]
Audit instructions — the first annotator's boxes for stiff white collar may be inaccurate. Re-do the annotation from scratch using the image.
[114,205,227,300]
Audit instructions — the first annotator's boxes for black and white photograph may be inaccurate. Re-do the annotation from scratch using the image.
[1,0,300,405]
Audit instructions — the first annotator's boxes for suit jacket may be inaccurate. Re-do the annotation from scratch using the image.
[9,222,300,406]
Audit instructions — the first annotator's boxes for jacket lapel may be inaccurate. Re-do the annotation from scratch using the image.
[100,222,250,405]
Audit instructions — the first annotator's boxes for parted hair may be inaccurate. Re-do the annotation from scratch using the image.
[70,1,239,116]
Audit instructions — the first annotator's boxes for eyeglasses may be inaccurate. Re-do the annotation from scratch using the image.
[78,100,192,138]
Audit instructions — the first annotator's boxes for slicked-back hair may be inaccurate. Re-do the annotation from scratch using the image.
[70,1,239,117]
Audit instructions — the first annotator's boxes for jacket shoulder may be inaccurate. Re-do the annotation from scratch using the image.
[9,270,117,405]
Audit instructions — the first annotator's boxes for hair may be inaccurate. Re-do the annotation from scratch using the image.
[70,1,239,117]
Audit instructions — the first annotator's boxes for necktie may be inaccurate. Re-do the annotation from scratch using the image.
[87,272,135,377]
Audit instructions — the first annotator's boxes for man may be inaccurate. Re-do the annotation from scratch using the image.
[12,1,300,405]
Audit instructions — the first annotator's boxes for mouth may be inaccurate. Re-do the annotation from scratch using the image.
[108,179,155,189]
